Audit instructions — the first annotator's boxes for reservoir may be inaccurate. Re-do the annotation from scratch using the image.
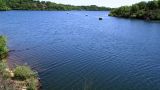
[0,11,160,90]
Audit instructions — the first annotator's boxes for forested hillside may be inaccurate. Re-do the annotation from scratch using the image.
[0,0,110,11]
[109,0,160,20]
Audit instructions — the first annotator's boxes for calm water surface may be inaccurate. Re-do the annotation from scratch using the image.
[0,11,160,90]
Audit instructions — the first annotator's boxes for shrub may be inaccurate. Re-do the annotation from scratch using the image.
[0,62,10,79]
[0,61,7,73]
[14,66,37,81]
[27,78,37,90]
[0,36,8,60]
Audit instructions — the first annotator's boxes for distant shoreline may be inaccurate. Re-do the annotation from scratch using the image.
[0,0,111,11]
[0,10,109,11]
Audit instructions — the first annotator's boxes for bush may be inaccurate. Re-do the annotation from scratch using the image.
[0,62,10,79]
[0,61,7,73]
[0,36,8,60]
[14,66,37,81]
[27,78,37,90]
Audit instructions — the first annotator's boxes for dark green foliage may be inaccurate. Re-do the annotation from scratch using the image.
[130,4,139,13]
[0,0,11,11]
[147,1,158,10]
[109,0,160,20]
[137,1,147,10]
[0,36,8,60]
[109,6,131,18]
[158,0,160,8]
[0,0,110,11]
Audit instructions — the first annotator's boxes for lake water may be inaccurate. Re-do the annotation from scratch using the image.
[0,11,160,90]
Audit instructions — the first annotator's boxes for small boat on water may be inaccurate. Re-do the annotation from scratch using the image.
[99,17,103,20]
[85,14,88,16]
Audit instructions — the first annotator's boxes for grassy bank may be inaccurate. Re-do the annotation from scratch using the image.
[0,35,40,90]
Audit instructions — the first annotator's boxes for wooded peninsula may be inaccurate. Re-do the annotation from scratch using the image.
[109,0,160,20]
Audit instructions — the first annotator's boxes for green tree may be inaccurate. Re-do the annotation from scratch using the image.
[131,4,139,13]
[0,0,10,10]
[137,1,147,10]
[147,1,158,10]
[158,0,160,8]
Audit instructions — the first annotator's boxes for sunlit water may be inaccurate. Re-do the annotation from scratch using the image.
[0,11,160,90]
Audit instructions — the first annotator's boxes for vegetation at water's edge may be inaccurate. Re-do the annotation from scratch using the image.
[109,0,160,20]
[0,35,39,90]
[0,0,110,11]
[0,36,8,59]
[13,66,37,81]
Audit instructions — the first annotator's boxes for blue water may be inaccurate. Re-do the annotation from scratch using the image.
[0,11,160,90]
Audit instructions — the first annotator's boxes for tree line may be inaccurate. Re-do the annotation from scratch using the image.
[0,0,110,11]
[109,0,160,20]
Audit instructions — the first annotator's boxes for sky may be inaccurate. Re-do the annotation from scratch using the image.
[43,0,151,8]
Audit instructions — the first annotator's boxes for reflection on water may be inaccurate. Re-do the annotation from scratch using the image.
[0,11,160,90]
